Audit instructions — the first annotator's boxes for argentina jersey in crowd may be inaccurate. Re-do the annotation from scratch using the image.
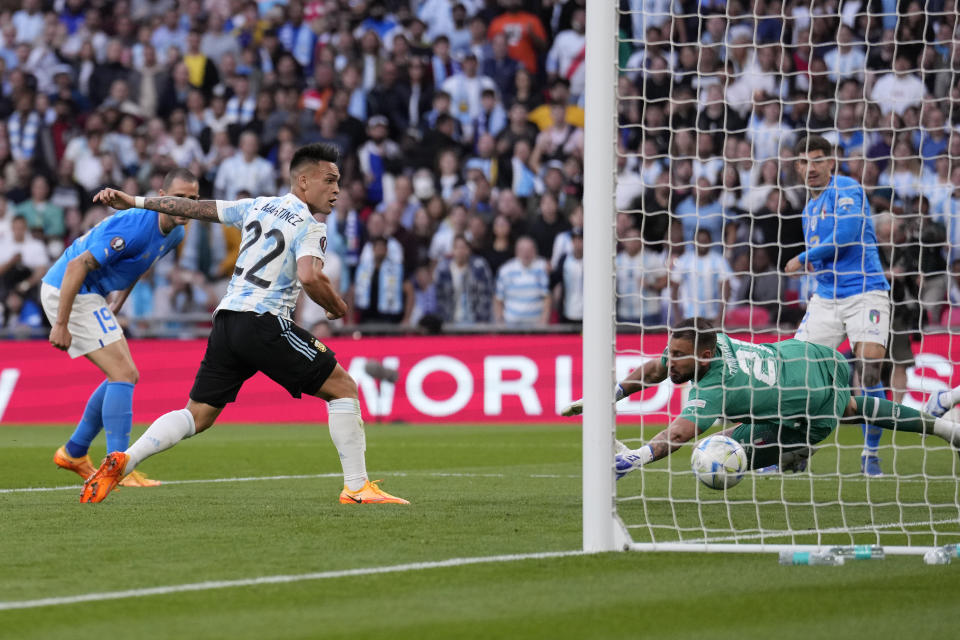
[797,174,889,299]
[42,208,185,296]
[216,193,327,318]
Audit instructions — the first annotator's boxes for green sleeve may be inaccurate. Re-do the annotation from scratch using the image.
[678,386,724,433]
[660,347,668,368]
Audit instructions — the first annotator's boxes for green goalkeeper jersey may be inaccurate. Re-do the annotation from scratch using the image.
[663,334,852,434]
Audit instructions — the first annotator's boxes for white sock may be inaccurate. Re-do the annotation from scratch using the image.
[948,386,960,407]
[328,398,367,491]
[125,409,196,474]
[932,416,960,447]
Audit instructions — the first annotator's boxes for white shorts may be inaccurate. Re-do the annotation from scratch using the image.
[794,290,890,350]
[40,283,124,358]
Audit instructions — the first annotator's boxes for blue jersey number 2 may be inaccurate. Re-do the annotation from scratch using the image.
[94,307,118,333]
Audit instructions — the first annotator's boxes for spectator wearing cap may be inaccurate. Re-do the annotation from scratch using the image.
[226,72,256,125]
[546,8,586,100]
[435,233,494,325]
[551,225,584,324]
[214,130,275,200]
[358,115,403,207]
[495,235,550,326]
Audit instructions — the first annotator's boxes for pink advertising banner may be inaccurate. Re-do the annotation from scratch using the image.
[1,333,957,424]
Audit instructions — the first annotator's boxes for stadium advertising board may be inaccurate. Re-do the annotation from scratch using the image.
[1,334,957,424]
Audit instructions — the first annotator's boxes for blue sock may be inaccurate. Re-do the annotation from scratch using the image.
[102,381,135,453]
[862,384,886,455]
[64,379,109,458]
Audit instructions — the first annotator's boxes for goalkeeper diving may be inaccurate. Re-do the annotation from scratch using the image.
[562,318,960,478]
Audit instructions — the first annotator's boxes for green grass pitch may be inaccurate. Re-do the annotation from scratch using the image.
[1,422,958,639]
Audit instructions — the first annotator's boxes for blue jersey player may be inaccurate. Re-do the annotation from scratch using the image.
[42,169,199,487]
[81,143,408,505]
[785,135,892,476]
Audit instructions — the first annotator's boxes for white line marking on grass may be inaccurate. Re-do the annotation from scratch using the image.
[0,471,581,494]
[0,550,585,611]
[665,517,960,544]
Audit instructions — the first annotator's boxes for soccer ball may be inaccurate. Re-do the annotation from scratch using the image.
[690,435,748,490]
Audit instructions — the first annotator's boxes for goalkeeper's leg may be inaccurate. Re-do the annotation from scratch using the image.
[843,396,960,447]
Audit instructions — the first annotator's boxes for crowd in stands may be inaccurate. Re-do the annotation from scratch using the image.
[0,0,959,338]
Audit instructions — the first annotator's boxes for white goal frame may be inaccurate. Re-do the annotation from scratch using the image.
[580,0,947,557]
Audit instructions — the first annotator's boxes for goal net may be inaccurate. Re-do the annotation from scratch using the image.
[582,0,960,555]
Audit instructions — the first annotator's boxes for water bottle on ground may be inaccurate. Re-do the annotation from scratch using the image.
[829,545,885,560]
[779,550,845,566]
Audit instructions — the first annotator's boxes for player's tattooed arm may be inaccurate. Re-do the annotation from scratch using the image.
[143,197,220,222]
[93,188,220,223]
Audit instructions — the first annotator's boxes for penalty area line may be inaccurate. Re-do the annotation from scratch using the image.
[0,550,585,611]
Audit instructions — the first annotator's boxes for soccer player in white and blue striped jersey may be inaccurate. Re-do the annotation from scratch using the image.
[494,236,551,326]
[786,135,891,476]
[82,143,408,504]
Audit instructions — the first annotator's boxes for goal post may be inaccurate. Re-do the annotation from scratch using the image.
[582,0,626,553]
[581,1,960,555]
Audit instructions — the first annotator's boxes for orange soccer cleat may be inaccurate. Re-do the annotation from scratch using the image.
[80,452,130,503]
[339,480,409,504]
[53,446,97,480]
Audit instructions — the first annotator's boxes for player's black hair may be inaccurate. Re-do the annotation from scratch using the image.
[670,317,718,354]
[794,135,834,157]
[162,168,199,189]
[289,143,340,177]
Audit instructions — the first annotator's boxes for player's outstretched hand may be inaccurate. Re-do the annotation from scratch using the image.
[49,323,72,352]
[561,398,584,416]
[93,188,135,210]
